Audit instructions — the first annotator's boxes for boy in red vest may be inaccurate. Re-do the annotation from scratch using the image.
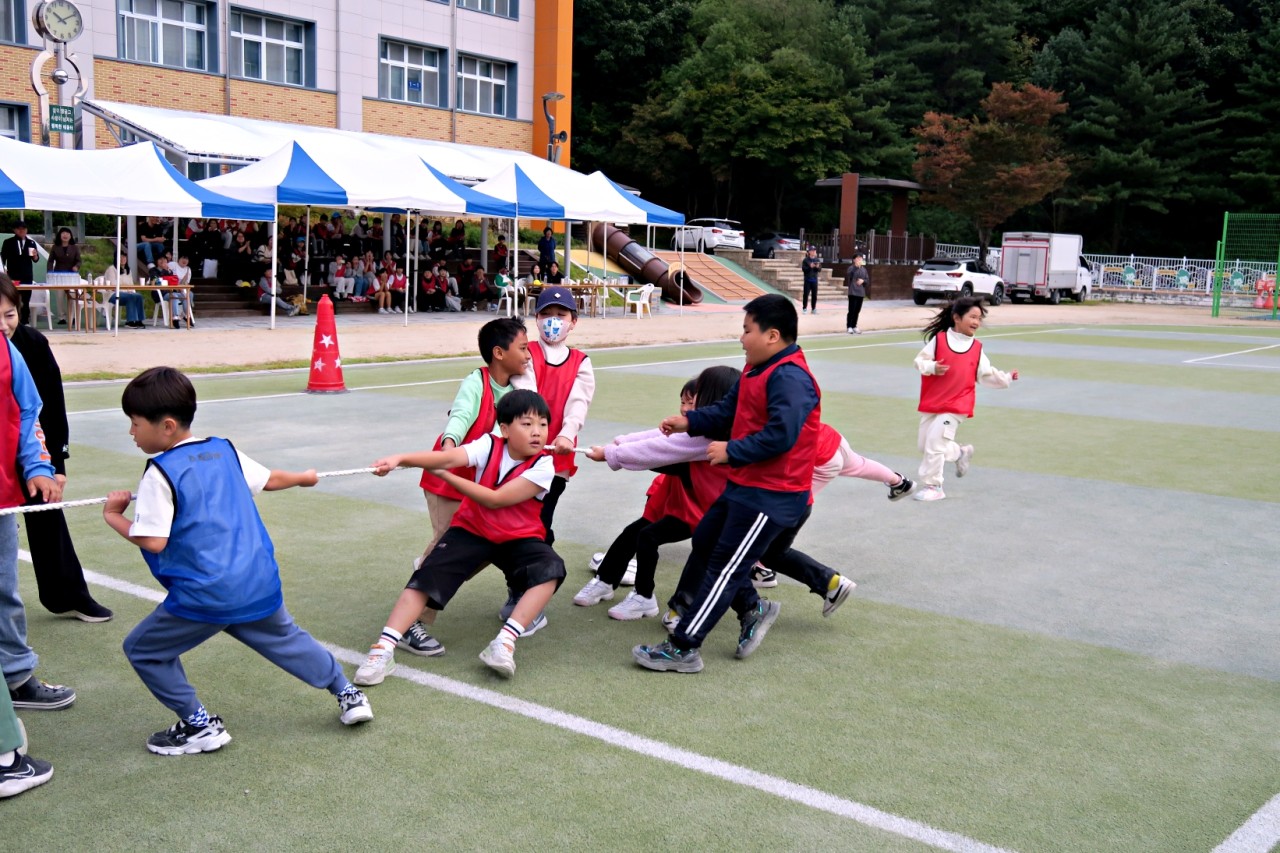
[635,294,820,673]
[355,390,564,682]
[401,317,530,658]
[497,287,595,622]
[913,297,1018,502]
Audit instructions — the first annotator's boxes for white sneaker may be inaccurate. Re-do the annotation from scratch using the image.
[573,577,615,606]
[338,690,374,725]
[353,644,395,685]
[661,609,681,634]
[588,551,605,573]
[608,591,660,621]
[913,485,946,502]
[620,558,638,586]
[479,639,516,677]
[847,327,855,334]
[393,306,402,313]
[955,445,974,478]
[822,575,857,617]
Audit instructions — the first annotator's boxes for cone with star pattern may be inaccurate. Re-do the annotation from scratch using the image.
[306,295,347,393]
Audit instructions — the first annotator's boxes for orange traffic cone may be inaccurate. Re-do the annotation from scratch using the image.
[306,295,347,393]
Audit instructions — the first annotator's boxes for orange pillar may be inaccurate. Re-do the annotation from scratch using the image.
[533,0,574,168]
[839,172,860,258]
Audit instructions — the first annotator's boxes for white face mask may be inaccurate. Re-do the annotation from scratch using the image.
[540,315,569,344]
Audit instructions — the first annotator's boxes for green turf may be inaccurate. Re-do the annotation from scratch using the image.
[10,325,1278,851]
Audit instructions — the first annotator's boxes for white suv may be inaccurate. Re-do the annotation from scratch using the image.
[913,257,1005,306]
[671,218,745,253]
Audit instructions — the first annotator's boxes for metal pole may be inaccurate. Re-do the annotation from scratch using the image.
[269,204,278,329]
[113,216,121,337]
[303,206,311,306]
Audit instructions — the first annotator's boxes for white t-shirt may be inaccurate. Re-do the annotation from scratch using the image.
[129,437,271,538]
[460,434,554,499]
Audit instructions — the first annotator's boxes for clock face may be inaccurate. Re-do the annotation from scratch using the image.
[40,0,84,44]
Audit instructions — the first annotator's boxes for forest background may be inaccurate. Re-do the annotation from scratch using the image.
[571,0,1279,256]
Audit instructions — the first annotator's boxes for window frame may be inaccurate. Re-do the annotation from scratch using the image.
[455,54,513,118]
[117,0,213,72]
[378,37,446,108]
[456,0,518,20]
[0,102,29,142]
[229,8,313,88]
[0,0,24,45]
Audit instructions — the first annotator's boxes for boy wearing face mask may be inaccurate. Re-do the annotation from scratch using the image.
[499,288,595,622]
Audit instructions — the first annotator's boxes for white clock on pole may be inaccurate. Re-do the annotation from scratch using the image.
[34,0,84,44]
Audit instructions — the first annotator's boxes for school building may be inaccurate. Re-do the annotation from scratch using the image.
[0,0,574,172]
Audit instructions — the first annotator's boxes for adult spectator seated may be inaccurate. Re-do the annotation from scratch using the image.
[136,216,169,270]
[520,262,544,290]
[257,274,297,316]
[447,219,467,259]
[544,261,565,285]
[427,221,446,261]
[352,214,371,256]
[105,254,147,329]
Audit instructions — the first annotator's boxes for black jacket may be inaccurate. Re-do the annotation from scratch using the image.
[10,325,69,476]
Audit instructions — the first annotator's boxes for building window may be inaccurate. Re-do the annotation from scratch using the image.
[456,55,507,117]
[379,39,442,107]
[118,0,209,71]
[457,0,516,19]
[0,0,21,44]
[0,104,28,142]
[230,11,307,87]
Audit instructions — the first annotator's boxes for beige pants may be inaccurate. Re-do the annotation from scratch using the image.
[917,412,964,488]
[422,492,462,557]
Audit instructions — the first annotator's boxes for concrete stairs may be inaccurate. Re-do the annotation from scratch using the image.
[716,249,844,301]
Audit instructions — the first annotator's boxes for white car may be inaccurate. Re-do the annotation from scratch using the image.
[671,218,745,253]
[912,257,1005,306]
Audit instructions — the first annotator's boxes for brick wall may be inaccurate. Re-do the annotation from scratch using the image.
[363,98,530,152]
[0,44,71,146]
[230,79,336,126]
[92,59,226,149]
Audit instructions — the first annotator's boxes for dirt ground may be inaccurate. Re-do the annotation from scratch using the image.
[45,300,1255,377]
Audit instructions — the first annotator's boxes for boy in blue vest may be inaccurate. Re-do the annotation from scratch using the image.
[355,389,564,682]
[103,367,373,756]
[635,294,820,673]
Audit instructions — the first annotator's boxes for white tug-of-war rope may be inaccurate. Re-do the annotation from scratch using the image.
[0,451,594,517]
[0,466,383,517]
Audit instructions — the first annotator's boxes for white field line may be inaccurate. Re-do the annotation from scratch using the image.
[26,550,1011,853]
[1183,344,1280,364]
[1212,792,1280,853]
[66,326,1084,417]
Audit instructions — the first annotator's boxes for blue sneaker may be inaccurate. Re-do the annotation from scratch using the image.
[632,641,703,673]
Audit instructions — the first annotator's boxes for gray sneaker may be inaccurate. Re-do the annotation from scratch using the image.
[955,445,974,478]
[397,621,445,657]
[9,677,75,711]
[632,641,703,673]
[735,600,781,660]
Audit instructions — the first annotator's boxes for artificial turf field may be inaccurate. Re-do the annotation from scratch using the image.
[8,321,1279,851]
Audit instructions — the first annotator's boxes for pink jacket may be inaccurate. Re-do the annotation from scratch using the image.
[604,428,711,471]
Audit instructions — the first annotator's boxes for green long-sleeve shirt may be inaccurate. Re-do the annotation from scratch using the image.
[442,368,517,445]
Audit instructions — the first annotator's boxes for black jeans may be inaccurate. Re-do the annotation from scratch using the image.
[597,514,692,599]
[846,294,864,330]
[802,281,818,311]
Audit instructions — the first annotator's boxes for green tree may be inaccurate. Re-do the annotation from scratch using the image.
[913,83,1070,261]
[1034,0,1226,251]
[1226,15,1280,207]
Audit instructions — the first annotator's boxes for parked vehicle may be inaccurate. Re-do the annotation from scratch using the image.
[999,232,1093,304]
[671,218,745,253]
[749,232,803,259]
[912,257,1005,306]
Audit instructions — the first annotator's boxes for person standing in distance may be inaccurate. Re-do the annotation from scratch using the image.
[845,252,869,334]
[0,223,39,325]
[800,246,822,315]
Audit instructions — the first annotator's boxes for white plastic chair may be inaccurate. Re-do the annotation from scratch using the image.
[151,295,171,328]
[90,283,115,331]
[623,283,655,319]
[27,288,53,330]
[496,283,525,318]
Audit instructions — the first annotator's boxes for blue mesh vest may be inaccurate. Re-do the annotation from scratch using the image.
[142,437,283,624]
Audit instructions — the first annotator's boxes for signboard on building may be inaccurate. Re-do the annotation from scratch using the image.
[49,104,76,133]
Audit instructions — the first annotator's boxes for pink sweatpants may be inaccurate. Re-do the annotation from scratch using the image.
[812,435,898,495]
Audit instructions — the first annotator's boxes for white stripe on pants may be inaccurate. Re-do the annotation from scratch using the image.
[917,412,964,488]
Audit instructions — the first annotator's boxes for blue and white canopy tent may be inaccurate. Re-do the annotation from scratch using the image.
[199,138,519,325]
[0,136,273,334]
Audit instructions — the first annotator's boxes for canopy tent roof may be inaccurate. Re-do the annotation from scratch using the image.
[470,162,684,225]
[84,99,556,185]
[0,136,273,220]
[197,139,517,216]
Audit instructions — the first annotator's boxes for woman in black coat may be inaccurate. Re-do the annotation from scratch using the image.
[3,276,111,621]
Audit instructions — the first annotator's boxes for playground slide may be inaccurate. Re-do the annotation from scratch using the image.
[589,223,702,304]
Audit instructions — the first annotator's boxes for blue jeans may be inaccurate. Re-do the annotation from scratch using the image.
[138,242,163,265]
[353,275,371,298]
[123,604,347,718]
[0,515,38,688]
[109,291,145,323]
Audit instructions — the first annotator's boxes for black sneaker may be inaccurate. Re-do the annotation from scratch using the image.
[397,621,445,657]
[750,564,778,589]
[887,476,917,502]
[0,752,53,799]
[632,641,703,673]
[58,600,114,623]
[338,691,374,725]
[9,677,75,711]
[146,716,231,756]
[735,599,781,660]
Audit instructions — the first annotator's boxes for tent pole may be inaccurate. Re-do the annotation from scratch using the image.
[303,206,311,307]
[404,211,412,326]
[269,204,278,330]
[113,216,121,337]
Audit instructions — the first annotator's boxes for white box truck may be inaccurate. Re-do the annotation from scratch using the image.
[999,232,1093,304]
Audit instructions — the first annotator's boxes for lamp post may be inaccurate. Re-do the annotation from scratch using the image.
[541,91,567,164]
